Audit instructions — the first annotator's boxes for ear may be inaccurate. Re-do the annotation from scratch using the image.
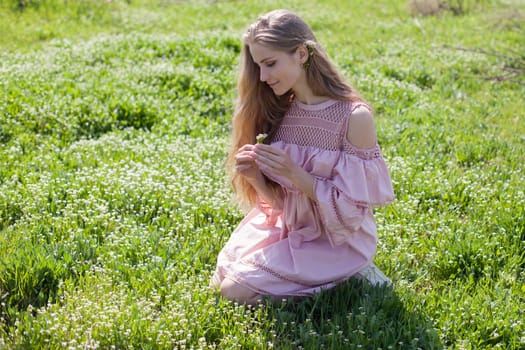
[296,45,309,64]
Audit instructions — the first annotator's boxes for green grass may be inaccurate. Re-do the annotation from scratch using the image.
[0,0,524,348]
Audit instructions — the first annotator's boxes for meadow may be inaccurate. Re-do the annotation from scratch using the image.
[0,0,524,348]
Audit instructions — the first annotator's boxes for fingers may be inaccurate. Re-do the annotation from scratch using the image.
[254,144,279,155]
[254,145,286,165]
[253,144,282,162]
[236,163,253,172]
[235,144,256,161]
[235,154,258,176]
[239,144,256,152]
[235,144,257,173]
[235,153,254,163]
[236,144,293,178]
[253,145,293,177]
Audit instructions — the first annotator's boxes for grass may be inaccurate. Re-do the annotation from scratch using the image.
[0,0,524,348]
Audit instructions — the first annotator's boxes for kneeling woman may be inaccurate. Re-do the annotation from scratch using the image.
[211,9,395,304]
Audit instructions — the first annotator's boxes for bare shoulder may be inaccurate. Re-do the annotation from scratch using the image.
[346,105,377,149]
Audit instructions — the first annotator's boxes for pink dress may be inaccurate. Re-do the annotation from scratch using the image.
[214,99,394,297]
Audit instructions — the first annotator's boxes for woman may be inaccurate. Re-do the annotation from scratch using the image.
[211,9,394,305]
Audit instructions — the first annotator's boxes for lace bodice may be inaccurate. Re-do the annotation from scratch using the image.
[272,99,382,159]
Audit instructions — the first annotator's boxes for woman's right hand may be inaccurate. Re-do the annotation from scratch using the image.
[234,144,260,181]
[236,144,283,208]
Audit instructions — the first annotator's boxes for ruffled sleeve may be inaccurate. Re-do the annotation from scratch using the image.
[313,144,394,246]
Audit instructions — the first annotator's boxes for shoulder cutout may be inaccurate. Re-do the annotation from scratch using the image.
[346,105,377,149]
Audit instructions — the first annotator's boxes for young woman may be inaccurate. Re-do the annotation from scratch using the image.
[211,9,394,305]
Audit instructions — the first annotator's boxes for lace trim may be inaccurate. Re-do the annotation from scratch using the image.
[245,258,308,285]
[223,248,310,286]
[343,144,383,160]
[273,100,383,160]
[330,186,367,232]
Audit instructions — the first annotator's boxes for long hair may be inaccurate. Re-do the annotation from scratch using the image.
[228,9,364,209]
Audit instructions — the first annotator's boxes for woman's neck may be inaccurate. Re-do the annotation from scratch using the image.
[292,78,329,105]
[294,92,330,105]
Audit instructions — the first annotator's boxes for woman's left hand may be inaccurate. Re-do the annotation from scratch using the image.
[254,144,316,199]
[253,144,299,181]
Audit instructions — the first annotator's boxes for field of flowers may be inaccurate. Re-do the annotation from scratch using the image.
[0,0,524,348]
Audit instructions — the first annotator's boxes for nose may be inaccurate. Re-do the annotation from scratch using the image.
[259,67,268,82]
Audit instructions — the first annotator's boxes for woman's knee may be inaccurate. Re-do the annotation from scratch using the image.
[219,278,261,305]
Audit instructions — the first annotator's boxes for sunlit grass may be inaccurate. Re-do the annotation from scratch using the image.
[0,0,524,348]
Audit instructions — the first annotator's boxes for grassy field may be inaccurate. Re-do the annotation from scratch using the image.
[0,0,524,348]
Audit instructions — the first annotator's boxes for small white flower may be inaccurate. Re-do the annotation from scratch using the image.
[304,40,316,56]
[256,133,268,144]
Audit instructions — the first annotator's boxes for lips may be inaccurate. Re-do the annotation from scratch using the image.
[268,82,278,89]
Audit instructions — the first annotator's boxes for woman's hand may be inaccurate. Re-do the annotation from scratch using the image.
[254,144,316,200]
[234,144,260,181]
[253,144,298,181]
[235,144,282,206]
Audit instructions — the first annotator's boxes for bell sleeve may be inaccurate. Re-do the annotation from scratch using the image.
[313,145,394,246]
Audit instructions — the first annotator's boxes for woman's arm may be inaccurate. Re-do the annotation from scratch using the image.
[245,171,283,207]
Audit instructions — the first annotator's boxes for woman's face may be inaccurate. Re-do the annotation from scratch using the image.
[249,42,306,96]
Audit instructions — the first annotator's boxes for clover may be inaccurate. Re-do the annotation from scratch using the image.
[256,133,268,144]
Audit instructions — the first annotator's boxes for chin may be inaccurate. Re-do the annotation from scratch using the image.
[273,88,291,97]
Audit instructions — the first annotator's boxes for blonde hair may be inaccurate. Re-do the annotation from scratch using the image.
[228,9,364,209]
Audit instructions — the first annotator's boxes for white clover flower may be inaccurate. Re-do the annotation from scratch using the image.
[255,133,268,144]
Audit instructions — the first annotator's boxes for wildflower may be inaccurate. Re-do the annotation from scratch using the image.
[304,40,316,56]
[256,133,268,144]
